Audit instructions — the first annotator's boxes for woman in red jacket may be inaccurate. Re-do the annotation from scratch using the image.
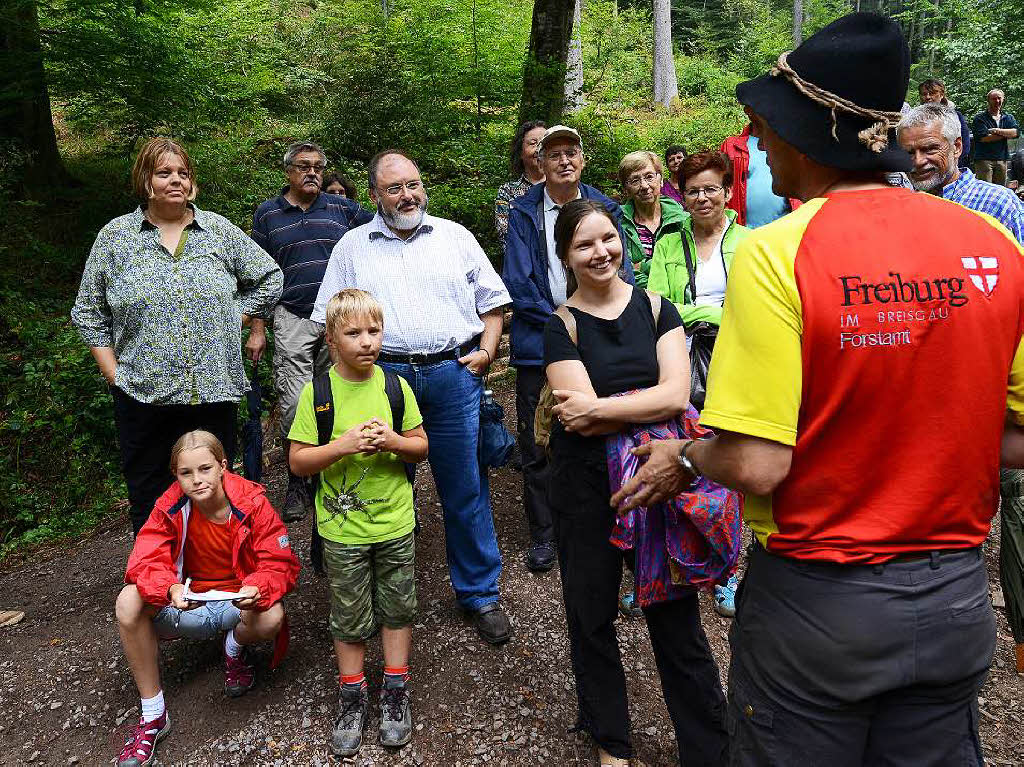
[113,430,299,767]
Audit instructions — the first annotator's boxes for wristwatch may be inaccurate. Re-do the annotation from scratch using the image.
[677,439,702,486]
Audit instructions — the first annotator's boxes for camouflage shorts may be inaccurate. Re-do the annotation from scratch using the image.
[323,532,417,642]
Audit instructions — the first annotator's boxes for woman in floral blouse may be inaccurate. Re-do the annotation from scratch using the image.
[72,138,283,535]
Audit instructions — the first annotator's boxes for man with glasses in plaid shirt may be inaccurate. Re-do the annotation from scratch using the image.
[251,141,373,522]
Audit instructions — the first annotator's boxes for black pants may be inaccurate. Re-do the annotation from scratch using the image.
[515,366,553,544]
[548,448,728,763]
[111,387,238,535]
[728,543,993,766]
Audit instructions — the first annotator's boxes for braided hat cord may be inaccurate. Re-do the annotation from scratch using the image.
[770,51,903,153]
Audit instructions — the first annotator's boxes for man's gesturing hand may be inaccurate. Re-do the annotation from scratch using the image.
[610,439,690,513]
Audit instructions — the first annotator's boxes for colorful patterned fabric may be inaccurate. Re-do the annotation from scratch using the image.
[606,401,743,607]
[495,174,535,246]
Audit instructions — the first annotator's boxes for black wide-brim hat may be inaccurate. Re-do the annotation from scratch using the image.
[737,12,912,173]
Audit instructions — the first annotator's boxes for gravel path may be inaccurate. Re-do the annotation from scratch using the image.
[0,380,1021,766]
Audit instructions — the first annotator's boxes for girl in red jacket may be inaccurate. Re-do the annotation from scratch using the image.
[113,430,299,767]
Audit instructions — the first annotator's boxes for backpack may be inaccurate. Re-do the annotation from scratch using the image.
[534,290,663,451]
[309,368,415,576]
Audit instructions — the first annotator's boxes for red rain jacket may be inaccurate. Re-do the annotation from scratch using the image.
[720,125,801,226]
[125,471,299,611]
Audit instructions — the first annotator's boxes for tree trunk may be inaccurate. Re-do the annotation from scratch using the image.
[792,0,803,46]
[564,0,584,113]
[519,0,576,124]
[0,0,71,196]
[652,0,678,107]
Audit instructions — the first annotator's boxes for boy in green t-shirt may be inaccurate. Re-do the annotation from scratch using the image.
[289,288,427,757]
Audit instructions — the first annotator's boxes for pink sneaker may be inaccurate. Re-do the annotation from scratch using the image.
[117,711,170,767]
[224,650,255,697]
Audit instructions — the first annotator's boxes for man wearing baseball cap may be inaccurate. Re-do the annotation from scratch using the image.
[612,13,1024,763]
[503,125,632,575]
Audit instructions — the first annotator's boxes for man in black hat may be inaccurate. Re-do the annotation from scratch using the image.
[612,12,1024,764]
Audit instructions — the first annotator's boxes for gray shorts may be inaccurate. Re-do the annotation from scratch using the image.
[153,599,241,640]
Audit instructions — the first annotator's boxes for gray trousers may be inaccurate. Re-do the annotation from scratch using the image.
[273,305,331,439]
[728,543,993,766]
[1000,469,1024,643]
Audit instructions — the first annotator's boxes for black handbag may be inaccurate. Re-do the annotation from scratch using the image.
[681,231,720,411]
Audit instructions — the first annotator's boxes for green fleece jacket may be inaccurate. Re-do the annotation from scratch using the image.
[647,208,749,327]
[621,197,686,288]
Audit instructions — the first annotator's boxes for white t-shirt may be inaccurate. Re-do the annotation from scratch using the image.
[694,231,727,307]
[543,186,581,306]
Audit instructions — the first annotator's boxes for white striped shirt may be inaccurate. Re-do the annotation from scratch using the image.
[312,213,511,354]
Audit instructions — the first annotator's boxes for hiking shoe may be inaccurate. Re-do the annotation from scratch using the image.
[332,685,369,756]
[714,574,738,618]
[224,650,255,697]
[525,541,556,572]
[618,591,644,619]
[282,472,309,522]
[469,602,512,645]
[379,683,412,748]
[117,712,170,767]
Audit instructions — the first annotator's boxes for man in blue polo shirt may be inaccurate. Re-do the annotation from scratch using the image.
[972,88,1019,185]
[251,141,373,521]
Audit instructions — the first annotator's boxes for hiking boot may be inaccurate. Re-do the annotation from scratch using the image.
[525,541,556,572]
[117,712,171,767]
[618,591,644,619]
[332,685,369,756]
[282,472,309,522]
[714,574,738,618]
[379,682,413,748]
[469,602,512,645]
[224,650,255,697]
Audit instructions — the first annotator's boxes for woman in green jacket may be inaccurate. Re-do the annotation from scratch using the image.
[618,151,686,288]
[648,150,750,327]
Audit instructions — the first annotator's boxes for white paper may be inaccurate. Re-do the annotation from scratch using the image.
[182,578,244,602]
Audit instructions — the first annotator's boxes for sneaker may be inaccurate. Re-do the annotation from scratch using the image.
[117,712,171,767]
[714,574,738,618]
[332,685,369,756]
[525,541,556,572]
[282,472,309,522]
[224,650,255,697]
[379,683,412,748]
[618,591,643,619]
[469,602,512,645]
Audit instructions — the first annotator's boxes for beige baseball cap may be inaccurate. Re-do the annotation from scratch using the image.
[539,125,583,151]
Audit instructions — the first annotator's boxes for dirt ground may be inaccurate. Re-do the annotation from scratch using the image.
[0,380,1022,766]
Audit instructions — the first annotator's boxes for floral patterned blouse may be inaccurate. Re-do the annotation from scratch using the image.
[72,206,283,405]
[494,174,537,247]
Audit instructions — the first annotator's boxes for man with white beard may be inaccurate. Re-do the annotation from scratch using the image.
[898,103,1024,240]
[312,150,514,646]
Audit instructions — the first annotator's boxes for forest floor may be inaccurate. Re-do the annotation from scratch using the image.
[0,379,1022,766]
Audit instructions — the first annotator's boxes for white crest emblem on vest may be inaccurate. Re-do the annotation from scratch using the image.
[961,256,998,296]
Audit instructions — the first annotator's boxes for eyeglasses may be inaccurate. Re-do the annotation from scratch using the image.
[626,172,661,189]
[380,180,424,197]
[544,148,581,162]
[684,185,725,200]
[289,162,327,173]
[523,139,542,149]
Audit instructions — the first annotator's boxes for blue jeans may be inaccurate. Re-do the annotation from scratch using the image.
[379,359,501,609]
[152,600,241,640]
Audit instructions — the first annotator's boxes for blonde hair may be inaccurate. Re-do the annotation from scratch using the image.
[325,289,385,336]
[132,138,198,203]
[618,150,663,187]
[169,430,226,472]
